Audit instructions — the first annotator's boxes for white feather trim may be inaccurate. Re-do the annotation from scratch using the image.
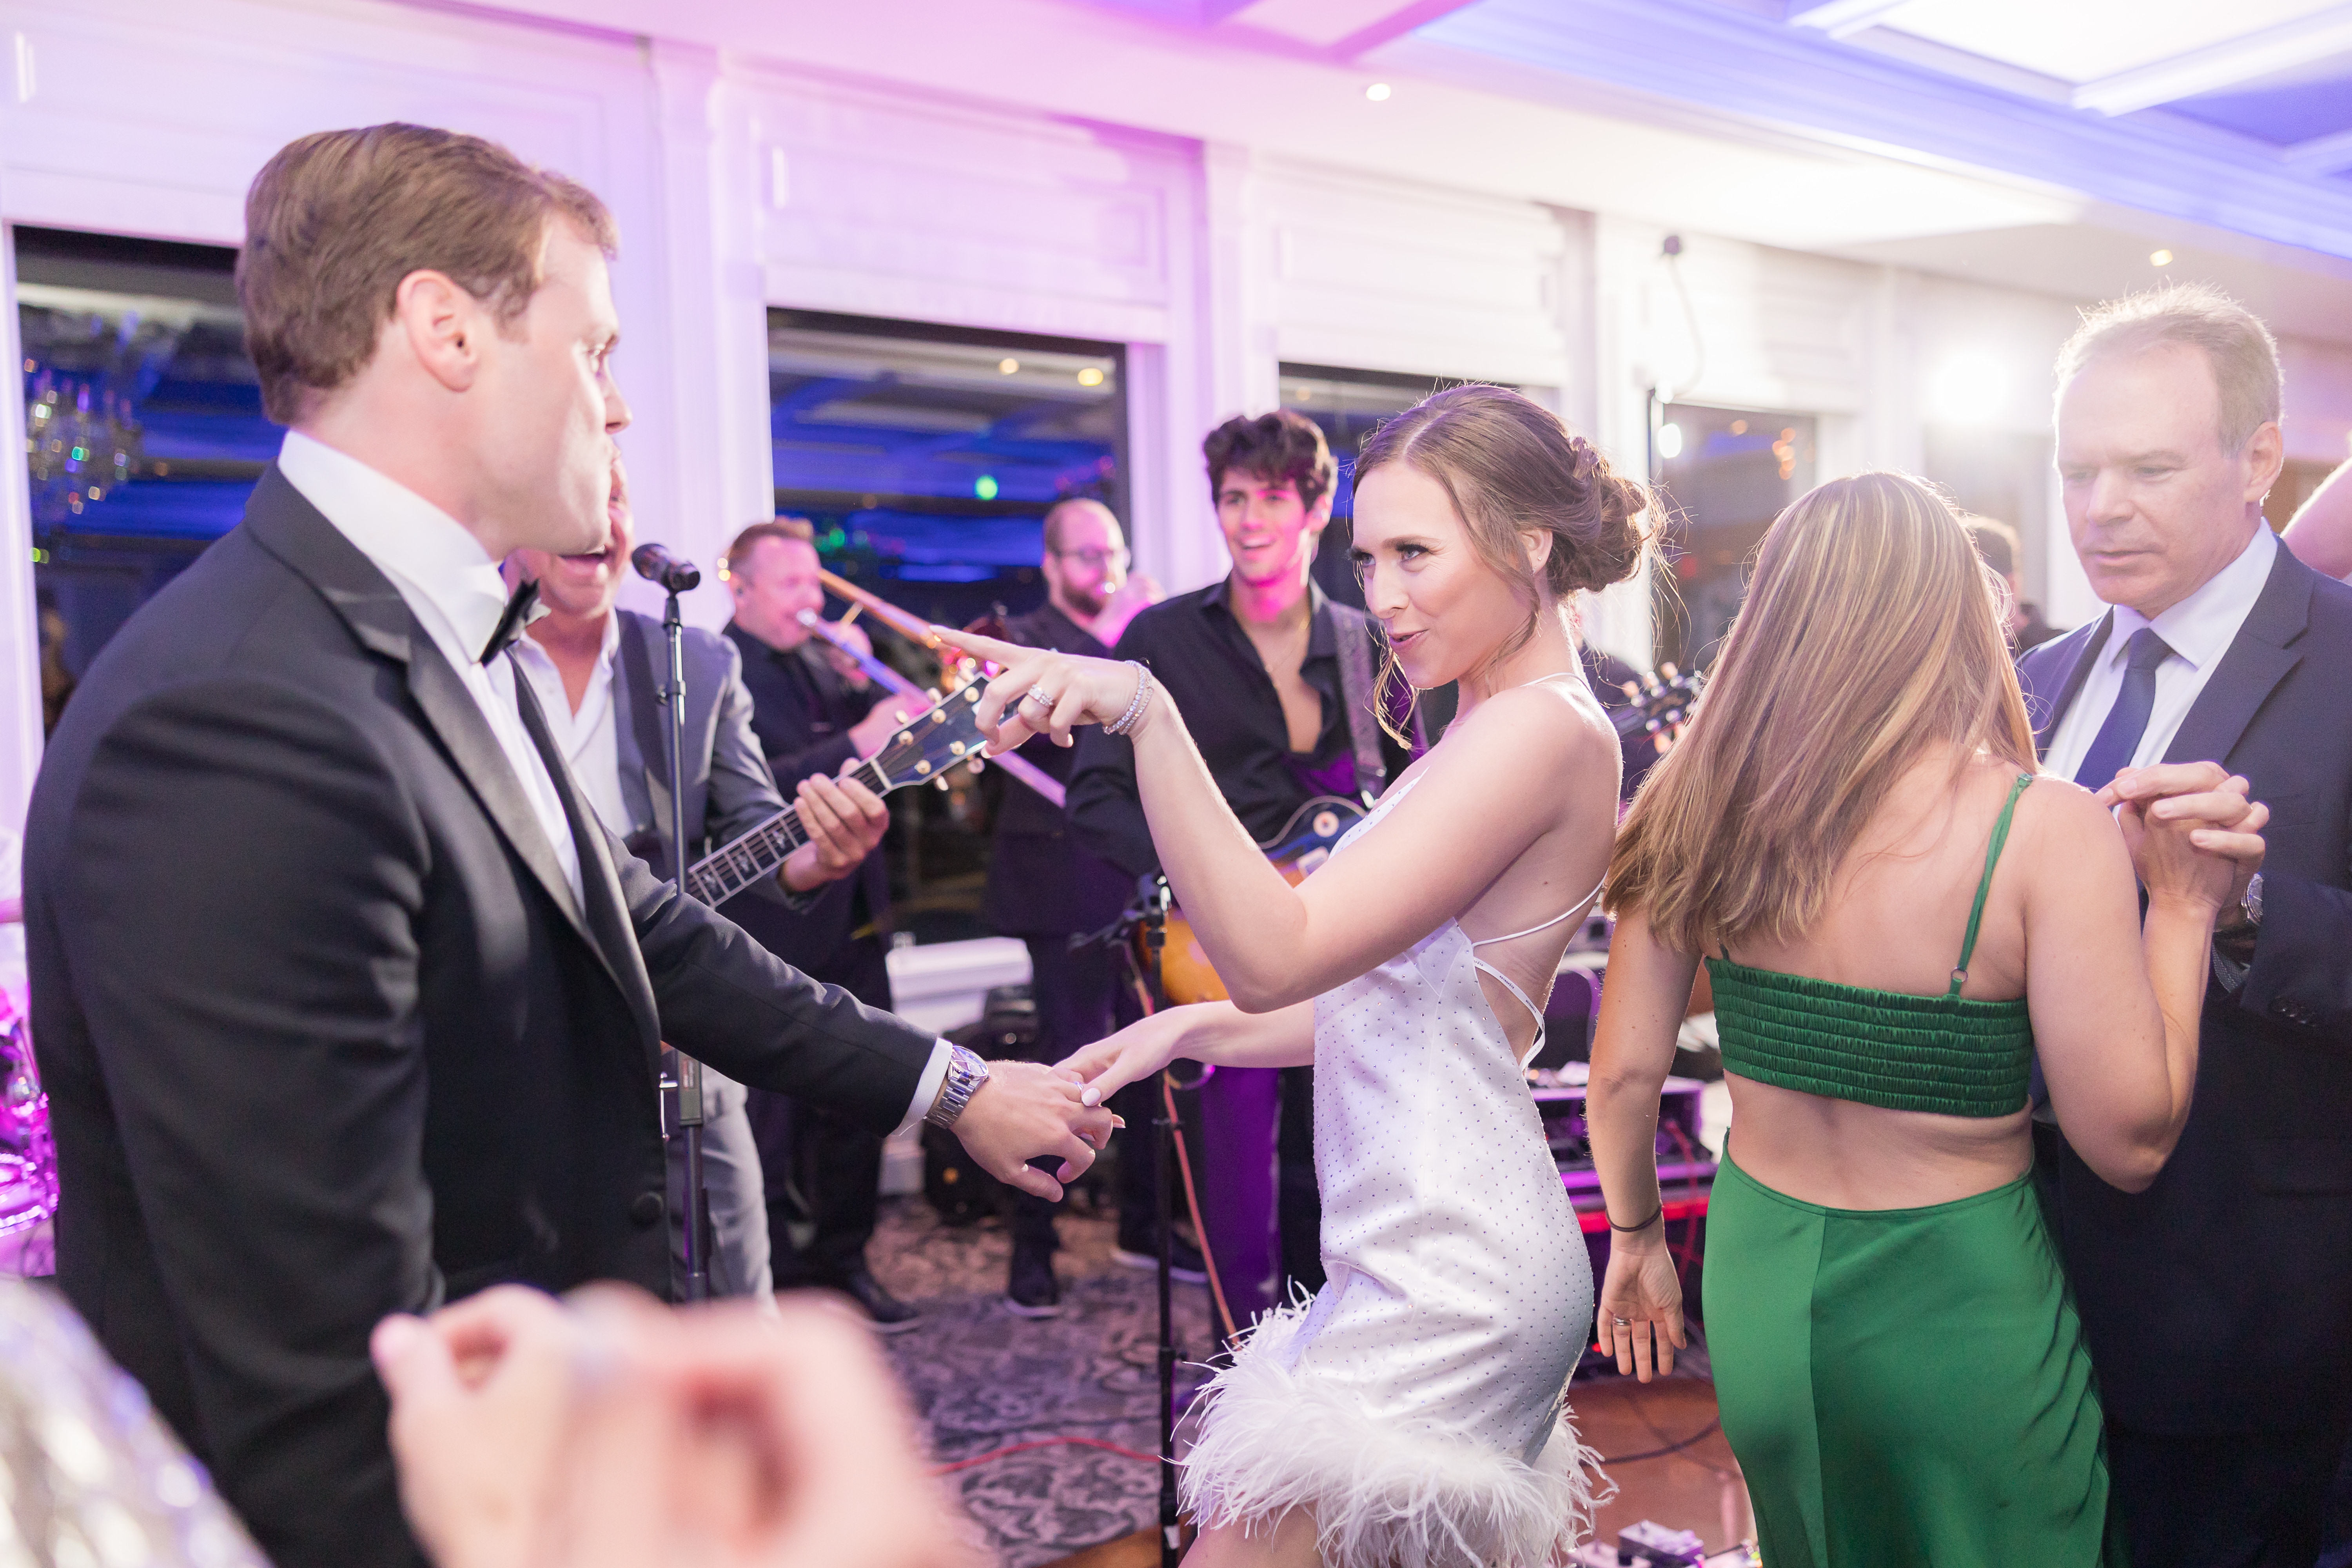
[1178,1305,1612,1568]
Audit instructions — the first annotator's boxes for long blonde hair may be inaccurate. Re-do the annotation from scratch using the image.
[1605,471,2037,952]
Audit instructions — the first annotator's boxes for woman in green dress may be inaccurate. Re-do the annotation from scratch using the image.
[1585,472,2268,1566]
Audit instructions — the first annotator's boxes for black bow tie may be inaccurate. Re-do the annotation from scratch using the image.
[481,578,544,664]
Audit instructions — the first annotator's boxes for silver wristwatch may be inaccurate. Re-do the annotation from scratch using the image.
[925,1044,991,1129]
[2240,871,2265,928]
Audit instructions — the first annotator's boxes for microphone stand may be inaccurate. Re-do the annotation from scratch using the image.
[663,583,713,1303]
[1085,876,1181,1568]
[636,545,711,1303]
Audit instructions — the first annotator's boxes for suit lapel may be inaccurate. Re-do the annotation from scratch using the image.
[2024,612,2112,759]
[512,673,663,1070]
[403,639,595,939]
[2162,544,2313,768]
[241,465,634,1001]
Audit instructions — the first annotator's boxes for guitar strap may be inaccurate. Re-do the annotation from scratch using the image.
[1326,602,1390,802]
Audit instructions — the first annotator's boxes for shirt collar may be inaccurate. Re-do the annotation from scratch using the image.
[1203,574,1335,654]
[2106,523,2278,673]
[512,608,622,681]
[277,430,514,662]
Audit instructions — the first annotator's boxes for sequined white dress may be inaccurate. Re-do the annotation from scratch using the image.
[1177,773,1604,1568]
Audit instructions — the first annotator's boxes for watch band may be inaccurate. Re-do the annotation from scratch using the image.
[925,1044,991,1129]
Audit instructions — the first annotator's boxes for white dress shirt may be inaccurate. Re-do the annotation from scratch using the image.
[510,615,634,841]
[277,431,583,907]
[2044,524,2278,783]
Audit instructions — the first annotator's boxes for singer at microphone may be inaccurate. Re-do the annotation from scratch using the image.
[632,541,701,594]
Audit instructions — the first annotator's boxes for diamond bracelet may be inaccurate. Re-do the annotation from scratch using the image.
[1103,661,1154,737]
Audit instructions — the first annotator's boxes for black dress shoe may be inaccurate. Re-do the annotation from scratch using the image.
[1112,1234,1209,1285]
[1005,1245,1062,1318]
[837,1267,922,1333]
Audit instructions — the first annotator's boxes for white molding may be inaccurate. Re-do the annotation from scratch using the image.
[0,184,43,834]
[2286,127,2352,176]
[1784,0,1915,40]
[2071,4,2352,116]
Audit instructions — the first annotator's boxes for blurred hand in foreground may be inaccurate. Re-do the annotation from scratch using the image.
[372,1285,975,1568]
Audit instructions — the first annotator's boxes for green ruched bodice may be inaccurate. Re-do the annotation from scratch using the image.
[1708,771,2036,1120]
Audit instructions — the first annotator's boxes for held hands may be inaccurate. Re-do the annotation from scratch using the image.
[1054,1008,1198,1106]
[779,759,891,893]
[928,628,1148,752]
[370,1285,975,1568]
[2093,762,2269,915]
[1595,1220,1686,1384]
[950,1060,1122,1201]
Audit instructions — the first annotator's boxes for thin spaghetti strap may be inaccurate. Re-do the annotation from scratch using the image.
[1465,876,1605,948]
[1468,956,1551,1068]
[1949,772,2035,995]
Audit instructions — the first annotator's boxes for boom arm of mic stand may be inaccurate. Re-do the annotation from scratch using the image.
[794,612,1069,809]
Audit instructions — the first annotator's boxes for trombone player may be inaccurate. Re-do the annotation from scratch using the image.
[721,518,921,1330]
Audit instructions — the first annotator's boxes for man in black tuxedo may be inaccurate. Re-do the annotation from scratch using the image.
[2024,283,2352,1565]
[22,124,1109,1568]
[718,517,920,1329]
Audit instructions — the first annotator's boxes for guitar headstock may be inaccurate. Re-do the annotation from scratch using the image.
[1613,663,1705,748]
[869,681,991,788]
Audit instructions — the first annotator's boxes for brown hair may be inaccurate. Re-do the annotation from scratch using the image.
[237,124,617,423]
[1352,384,1650,738]
[1604,471,2038,953]
[2055,282,2281,454]
[723,517,817,579]
[1203,410,1337,507]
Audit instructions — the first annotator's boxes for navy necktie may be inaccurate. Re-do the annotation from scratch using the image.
[2073,627,2174,788]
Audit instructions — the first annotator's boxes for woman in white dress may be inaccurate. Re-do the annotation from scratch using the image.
[944,385,1648,1568]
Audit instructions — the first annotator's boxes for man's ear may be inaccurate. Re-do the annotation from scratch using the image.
[2242,421,2286,510]
[392,269,483,394]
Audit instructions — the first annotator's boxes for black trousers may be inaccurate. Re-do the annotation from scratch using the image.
[2109,1408,2352,1568]
[1011,935,1152,1255]
[745,929,891,1288]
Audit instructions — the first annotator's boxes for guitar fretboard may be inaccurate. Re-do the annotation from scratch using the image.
[684,755,894,907]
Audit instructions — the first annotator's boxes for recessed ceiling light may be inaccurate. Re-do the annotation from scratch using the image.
[2150,249,2174,267]
[998,357,1020,374]
[1076,367,1104,387]
[1365,82,1391,102]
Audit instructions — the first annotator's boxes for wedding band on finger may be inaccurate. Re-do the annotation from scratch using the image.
[1023,686,1058,708]
[1612,1317,1632,1328]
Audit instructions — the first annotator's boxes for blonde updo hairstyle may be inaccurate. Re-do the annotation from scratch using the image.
[1352,384,1653,738]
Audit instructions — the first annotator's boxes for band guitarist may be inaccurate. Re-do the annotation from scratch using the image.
[1069,410,1414,1326]
[504,452,890,1305]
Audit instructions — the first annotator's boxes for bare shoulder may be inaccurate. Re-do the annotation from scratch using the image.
[2007,771,2129,884]
[1448,674,1617,771]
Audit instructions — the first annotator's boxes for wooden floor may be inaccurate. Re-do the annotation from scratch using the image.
[1037,1372,1753,1568]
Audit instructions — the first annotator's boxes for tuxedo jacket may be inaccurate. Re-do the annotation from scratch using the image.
[2020,543,2352,1434]
[607,607,786,885]
[23,469,936,1568]
[721,622,891,972]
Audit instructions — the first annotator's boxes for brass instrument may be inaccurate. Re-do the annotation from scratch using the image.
[818,568,969,690]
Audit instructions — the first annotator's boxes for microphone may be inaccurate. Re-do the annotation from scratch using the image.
[630,542,702,594]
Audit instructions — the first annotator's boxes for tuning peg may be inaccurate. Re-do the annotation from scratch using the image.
[893,709,909,724]
[932,776,951,792]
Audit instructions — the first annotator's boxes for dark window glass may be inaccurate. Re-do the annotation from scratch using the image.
[15,227,277,715]
[766,310,1127,945]
[1652,404,1818,669]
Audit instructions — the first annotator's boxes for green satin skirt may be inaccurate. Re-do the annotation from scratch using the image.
[1702,1151,2126,1567]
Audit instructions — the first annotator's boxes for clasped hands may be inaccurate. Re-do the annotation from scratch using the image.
[2091,760,2268,915]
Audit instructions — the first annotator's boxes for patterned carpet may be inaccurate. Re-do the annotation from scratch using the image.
[866,1196,1214,1568]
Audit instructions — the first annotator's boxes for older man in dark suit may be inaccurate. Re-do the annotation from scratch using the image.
[2024,283,2352,1566]
[22,125,1109,1568]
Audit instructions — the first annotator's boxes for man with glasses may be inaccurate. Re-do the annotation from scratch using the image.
[985,499,1177,1314]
